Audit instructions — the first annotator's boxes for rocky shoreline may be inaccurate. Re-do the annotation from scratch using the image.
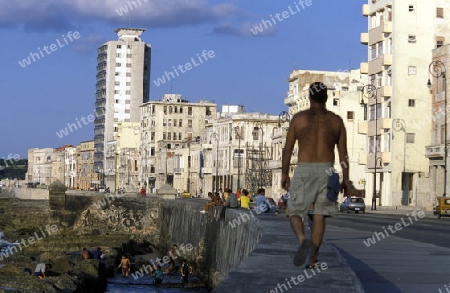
[0,197,207,292]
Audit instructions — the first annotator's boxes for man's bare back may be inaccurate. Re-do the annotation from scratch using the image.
[293,108,342,163]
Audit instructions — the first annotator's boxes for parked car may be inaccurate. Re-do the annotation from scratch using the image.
[340,197,366,213]
[98,186,106,192]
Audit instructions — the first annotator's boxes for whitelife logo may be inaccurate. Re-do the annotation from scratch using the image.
[18,31,81,68]
[152,50,215,87]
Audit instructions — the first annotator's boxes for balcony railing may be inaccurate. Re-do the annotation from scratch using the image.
[425,145,444,158]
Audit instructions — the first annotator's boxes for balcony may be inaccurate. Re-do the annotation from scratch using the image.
[358,152,367,165]
[368,54,392,75]
[201,167,212,174]
[383,21,392,33]
[269,160,282,169]
[360,33,369,44]
[360,62,368,74]
[425,144,444,158]
[380,86,392,97]
[358,121,368,134]
[362,4,370,16]
[380,118,392,129]
[284,94,296,107]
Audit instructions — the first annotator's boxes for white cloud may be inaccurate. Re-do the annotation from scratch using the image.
[0,0,242,31]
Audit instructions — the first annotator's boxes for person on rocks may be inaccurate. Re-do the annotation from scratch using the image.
[180,259,192,286]
[81,247,90,260]
[34,263,51,279]
[92,247,103,259]
[118,255,131,277]
[153,264,164,284]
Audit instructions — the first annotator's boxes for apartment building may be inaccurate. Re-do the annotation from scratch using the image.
[203,106,280,195]
[282,69,368,198]
[425,44,450,201]
[25,148,53,185]
[139,94,217,192]
[360,0,449,208]
[76,140,95,191]
[94,28,151,174]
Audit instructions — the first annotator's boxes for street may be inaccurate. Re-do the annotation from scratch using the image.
[328,212,450,248]
[325,212,450,293]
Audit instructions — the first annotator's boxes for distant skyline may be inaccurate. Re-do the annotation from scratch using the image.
[0,0,367,158]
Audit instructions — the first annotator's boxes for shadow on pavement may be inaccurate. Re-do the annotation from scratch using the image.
[333,246,402,293]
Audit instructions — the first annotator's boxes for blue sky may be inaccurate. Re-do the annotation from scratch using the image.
[0,0,367,159]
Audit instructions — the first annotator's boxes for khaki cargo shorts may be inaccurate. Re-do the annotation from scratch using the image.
[287,162,338,219]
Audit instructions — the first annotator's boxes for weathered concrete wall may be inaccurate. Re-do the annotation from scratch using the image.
[0,186,49,199]
[157,200,264,288]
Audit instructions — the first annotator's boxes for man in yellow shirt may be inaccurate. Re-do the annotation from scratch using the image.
[238,189,251,210]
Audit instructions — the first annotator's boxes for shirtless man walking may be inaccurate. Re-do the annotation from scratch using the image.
[281,82,349,268]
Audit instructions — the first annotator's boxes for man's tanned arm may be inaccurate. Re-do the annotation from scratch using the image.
[281,116,298,190]
[337,117,349,196]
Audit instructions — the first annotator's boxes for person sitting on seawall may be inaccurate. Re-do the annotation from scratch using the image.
[34,263,52,279]
[238,189,251,210]
[224,189,239,208]
[255,188,268,213]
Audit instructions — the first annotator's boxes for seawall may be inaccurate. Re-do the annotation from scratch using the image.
[47,187,264,288]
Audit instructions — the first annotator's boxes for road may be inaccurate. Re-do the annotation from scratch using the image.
[328,212,450,248]
[323,212,450,293]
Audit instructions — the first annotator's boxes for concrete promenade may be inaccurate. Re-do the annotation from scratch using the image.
[213,207,449,293]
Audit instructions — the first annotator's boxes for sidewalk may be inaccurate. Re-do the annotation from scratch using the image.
[213,212,364,293]
[366,205,436,217]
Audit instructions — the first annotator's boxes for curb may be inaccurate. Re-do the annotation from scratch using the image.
[331,243,365,293]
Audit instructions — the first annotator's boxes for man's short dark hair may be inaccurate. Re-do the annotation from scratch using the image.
[309,82,328,103]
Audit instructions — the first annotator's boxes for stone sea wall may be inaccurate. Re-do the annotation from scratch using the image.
[157,200,264,288]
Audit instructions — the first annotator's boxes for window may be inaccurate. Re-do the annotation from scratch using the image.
[163,106,167,114]
[127,45,132,49]
[409,5,414,12]
[115,99,119,103]
[125,109,130,113]
[179,133,182,140]
[168,133,171,140]
[151,132,155,140]
[126,73,131,77]
[116,53,121,57]
[406,133,415,143]
[114,127,118,132]
[437,7,444,18]
[408,35,416,43]
[437,40,444,48]
[114,90,120,94]
[125,90,130,94]
[408,66,417,75]
[163,132,167,140]
[163,119,167,126]
[115,81,120,86]
[126,63,131,68]
[126,82,131,86]
[173,119,177,127]
[179,120,182,127]
[115,72,120,76]
[188,107,192,115]
[117,45,122,49]
[126,54,132,58]
[333,98,339,106]
[168,119,172,127]
[116,63,122,67]
[408,99,415,107]
[368,135,381,153]
[347,111,354,121]
[188,120,192,128]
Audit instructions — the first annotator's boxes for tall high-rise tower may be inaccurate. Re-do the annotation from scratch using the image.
[94,28,151,174]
